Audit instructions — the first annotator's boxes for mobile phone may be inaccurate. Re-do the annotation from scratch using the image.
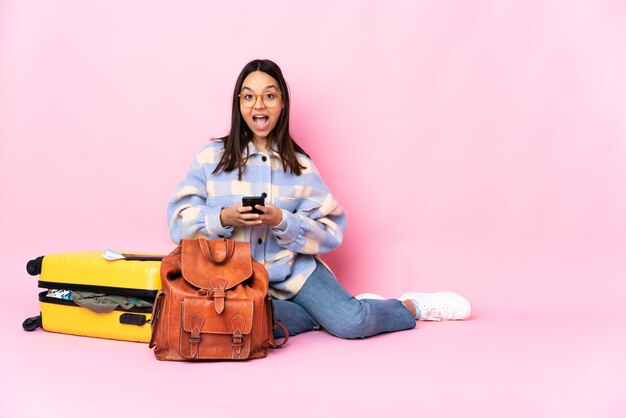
[242,196,265,215]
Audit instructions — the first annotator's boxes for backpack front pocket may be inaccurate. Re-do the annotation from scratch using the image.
[179,297,254,359]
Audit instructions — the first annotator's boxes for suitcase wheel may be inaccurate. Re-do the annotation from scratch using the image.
[22,315,42,331]
[26,256,44,276]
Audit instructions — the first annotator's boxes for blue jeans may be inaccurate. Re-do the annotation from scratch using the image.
[272,260,416,339]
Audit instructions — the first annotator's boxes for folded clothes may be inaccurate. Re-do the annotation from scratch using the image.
[71,291,153,314]
[46,289,72,300]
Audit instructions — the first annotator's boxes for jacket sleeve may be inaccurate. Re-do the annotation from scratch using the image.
[167,146,233,244]
[270,160,347,255]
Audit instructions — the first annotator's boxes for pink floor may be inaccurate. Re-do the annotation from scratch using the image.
[2,250,625,418]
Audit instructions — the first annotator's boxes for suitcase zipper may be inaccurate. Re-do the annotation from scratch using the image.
[38,281,158,299]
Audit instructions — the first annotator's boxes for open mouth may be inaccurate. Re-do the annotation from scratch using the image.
[252,115,270,130]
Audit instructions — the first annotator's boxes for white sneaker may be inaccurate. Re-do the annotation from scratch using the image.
[355,293,385,300]
[399,291,472,321]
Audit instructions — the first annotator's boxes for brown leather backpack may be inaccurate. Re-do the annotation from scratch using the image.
[149,238,287,361]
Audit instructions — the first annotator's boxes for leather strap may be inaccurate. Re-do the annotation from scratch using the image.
[189,312,205,359]
[199,239,235,265]
[148,291,166,349]
[266,295,289,348]
[209,279,228,314]
[270,321,289,348]
[231,314,246,358]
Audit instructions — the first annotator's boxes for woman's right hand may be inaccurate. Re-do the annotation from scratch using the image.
[220,203,262,228]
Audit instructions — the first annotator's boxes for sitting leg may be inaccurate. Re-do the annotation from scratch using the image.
[289,261,416,339]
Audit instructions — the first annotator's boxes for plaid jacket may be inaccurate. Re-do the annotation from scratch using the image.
[167,139,347,299]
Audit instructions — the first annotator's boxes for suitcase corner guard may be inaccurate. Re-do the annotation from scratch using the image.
[26,256,44,276]
[23,315,42,331]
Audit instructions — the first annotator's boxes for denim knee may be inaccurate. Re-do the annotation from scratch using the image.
[272,299,320,338]
[321,308,371,339]
[318,299,416,339]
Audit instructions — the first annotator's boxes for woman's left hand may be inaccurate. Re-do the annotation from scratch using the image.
[256,204,283,227]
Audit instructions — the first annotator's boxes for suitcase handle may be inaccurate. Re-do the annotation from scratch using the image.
[119,313,147,326]
[120,254,164,261]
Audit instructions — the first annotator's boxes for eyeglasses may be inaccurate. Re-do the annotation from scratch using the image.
[238,91,282,108]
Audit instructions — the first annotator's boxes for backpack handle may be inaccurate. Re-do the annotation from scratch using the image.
[199,239,235,265]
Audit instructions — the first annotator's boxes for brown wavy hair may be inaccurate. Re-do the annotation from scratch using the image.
[213,59,309,179]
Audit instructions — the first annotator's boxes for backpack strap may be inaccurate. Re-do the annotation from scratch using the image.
[270,320,289,348]
[266,295,289,348]
[148,291,166,349]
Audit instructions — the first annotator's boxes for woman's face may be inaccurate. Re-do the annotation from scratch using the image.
[239,71,283,142]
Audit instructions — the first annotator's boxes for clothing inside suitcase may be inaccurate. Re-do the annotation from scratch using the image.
[23,251,163,343]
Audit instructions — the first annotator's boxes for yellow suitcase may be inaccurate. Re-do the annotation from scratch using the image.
[23,251,163,343]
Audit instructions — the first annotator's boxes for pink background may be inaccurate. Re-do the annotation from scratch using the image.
[1,1,625,417]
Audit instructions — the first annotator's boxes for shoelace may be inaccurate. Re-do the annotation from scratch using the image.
[416,301,453,321]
